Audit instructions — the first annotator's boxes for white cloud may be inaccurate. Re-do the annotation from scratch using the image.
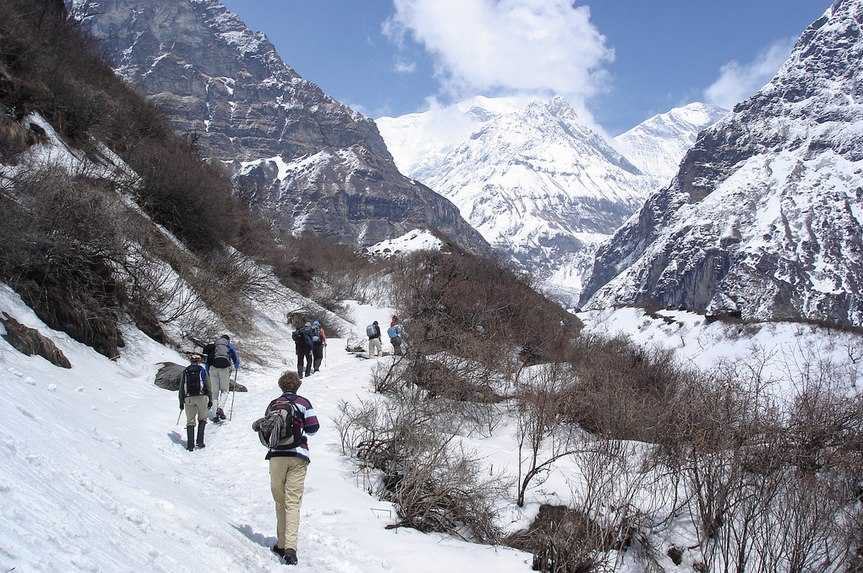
[383,0,612,101]
[394,59,417,74]
[704,39,793,109]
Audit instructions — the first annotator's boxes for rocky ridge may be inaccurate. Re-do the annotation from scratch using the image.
[72,0,488,252]
[580,0,863,326]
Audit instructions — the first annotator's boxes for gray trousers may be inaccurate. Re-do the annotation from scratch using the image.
[209,367,231,415]
[184,395,208,427]
[369,338,382,356]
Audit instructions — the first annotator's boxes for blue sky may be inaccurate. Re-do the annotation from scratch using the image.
[222,0,824,134]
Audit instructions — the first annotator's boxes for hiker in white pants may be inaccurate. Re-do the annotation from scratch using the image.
[367,321,382,357]
[205,334,240,421]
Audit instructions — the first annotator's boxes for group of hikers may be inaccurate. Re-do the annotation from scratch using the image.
[178,334,240,451]
[365,315,404,357]
[290,319,327,378]
[174,314,402,566]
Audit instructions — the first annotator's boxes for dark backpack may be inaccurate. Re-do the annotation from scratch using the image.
[252,397,303,449]
[212,339,231,368]
[309,324,321,344]
[183,365,207,396]
[366,324,377,338]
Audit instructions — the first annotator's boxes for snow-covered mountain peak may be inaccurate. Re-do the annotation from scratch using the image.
[380,94,656,302]
[613,102,727,183]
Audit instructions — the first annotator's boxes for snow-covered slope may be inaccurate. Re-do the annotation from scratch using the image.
[380,97,654,301]
[0,287,531,572]
[581,0,863,326]
[613,102,727,184]
[578,306,863,399]
[367,229,443,258]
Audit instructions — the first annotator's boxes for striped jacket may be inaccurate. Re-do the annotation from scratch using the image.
[263,392,319,462]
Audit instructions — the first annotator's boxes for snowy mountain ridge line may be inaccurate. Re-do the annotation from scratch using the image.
[580,0,863,326]
[612,102,728,184]
[577,306,863,398]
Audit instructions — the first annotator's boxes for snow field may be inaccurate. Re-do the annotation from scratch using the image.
[0,289,530,573]
[578,307,863,397]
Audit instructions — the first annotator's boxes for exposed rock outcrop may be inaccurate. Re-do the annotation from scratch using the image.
[0,313,71,368]
[581,0,863,326]
[72,0,488,253]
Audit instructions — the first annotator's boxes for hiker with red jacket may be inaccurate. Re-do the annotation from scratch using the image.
[252,371,319,566]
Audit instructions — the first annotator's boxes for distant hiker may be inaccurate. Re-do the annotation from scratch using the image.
[366,320,382,357]
[310,320,327,373]
[179,353,211,451]
[251,371,319,566]
[291,323,314,378]
[388,316,404,356]
[207,334,240,421]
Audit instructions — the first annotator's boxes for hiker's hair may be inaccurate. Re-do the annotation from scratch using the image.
[278,370,301,393]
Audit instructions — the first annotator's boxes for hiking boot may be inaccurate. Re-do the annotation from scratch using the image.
[186,426,195,452]
[271,545,285,558]
[217,408,226,420]
[283,548,298,565]
[195,420,206,448]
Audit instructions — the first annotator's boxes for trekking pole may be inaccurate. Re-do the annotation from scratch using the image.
[229,367,238,421]
[176,410,182,426]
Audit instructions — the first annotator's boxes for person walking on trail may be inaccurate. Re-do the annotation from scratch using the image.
[179,353,211,451]
[310,320,326,373]
[291,323,314,379]
[366,320,382,357]
[388,315,404,356]
[252,370,319,566]
[208,334,239,422]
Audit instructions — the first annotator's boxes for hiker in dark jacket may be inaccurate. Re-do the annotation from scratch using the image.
[310,320,326,373]
[367,320,382,357]
[291,323,314,379]
[254,371,319,566]
[178,353,211,451]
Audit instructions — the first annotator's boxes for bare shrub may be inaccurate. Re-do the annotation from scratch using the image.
[515,363,584,507]
[0,168,126,356]
[390,249,578,369]
[336,387,509,543]
[127,139,241,253]
[0,116,40,162]
[506,505,614,573]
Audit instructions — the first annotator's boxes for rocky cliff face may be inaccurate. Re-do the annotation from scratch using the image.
[72,0,488,252]
[580,0,863,326]
[379,96,655,302]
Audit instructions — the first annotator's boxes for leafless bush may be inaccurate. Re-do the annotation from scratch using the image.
[390,249,578,369]
[515,363,585,507]
[336,387,509,543]
[371,355,505,437]
[506,504,615,573]
[0,167,127,356]
[0,116,40,162]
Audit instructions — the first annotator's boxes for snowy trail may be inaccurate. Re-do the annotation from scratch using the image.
[0,291,529,572]
[184,337,529,572]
